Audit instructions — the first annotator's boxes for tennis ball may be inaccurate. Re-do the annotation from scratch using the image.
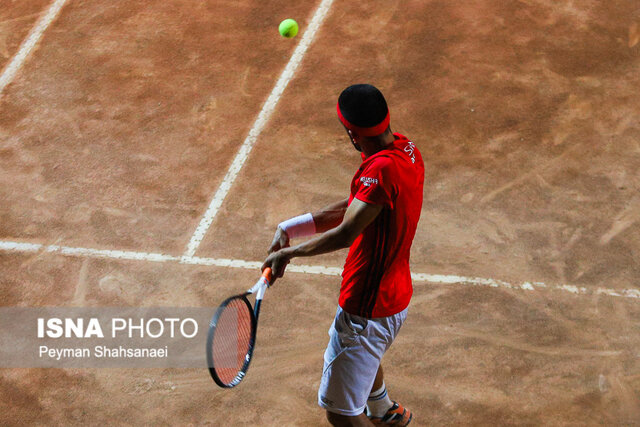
[279,19,299,38]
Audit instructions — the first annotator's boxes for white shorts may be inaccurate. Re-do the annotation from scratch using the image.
[318,306,408,416]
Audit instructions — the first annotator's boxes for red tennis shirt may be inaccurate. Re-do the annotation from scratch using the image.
[339,133,424,318]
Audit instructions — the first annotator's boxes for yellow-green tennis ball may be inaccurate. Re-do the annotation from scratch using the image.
[279,19,299,38]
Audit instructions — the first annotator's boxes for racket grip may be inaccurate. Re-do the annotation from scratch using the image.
[262,267,273,285]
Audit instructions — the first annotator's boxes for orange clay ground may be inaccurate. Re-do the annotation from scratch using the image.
[1,0,640,425]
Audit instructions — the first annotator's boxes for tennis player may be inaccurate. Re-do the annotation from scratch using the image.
[262,84,424,426]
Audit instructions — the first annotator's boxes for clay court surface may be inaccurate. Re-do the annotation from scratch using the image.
[1,0,640,425]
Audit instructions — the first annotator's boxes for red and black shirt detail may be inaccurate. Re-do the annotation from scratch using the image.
[339,133,425,318]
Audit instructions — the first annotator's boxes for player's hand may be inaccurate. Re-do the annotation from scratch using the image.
[268,227,290,254]
[262,248,291,279]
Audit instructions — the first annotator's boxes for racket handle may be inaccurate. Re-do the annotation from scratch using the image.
[262,267,273,285]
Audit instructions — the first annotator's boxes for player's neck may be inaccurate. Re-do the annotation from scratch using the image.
[361,130,396,158]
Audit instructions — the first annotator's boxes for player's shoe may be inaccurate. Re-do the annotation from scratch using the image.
[369,401,413,426]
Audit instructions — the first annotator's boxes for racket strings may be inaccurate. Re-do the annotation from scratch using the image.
[211,298,253,385]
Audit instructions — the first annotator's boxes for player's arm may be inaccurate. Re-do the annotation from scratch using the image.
[312,198,349,232]
[263,198,382,278]
[268,198,349,253]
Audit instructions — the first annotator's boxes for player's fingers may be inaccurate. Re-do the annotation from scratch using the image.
[262,252,275,272]
[274,257,290,279]
[273,259,283,278]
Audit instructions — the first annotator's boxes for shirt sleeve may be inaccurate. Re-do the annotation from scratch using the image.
[354,156,395,208]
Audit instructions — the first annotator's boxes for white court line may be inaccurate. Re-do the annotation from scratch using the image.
[1,240,638,300]
[0,0,70,96]
[182,0,336,258]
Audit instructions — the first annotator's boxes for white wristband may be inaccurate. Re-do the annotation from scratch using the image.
[278,213,316,239]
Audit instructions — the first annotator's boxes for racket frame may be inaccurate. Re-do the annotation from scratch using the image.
[206,268,272,388]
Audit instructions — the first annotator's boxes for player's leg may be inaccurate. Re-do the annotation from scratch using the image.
[367,365,392,417]
[371,364,384,392]
[365,312,413,426]
[318,308,382,420]
[319,307,411,425]
[326,410,374,426]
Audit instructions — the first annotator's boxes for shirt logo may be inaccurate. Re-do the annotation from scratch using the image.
[360,177,378,187]
[320,396,335,407]
[404,141,416,163]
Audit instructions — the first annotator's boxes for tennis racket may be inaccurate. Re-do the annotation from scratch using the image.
[206,267,273,388]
